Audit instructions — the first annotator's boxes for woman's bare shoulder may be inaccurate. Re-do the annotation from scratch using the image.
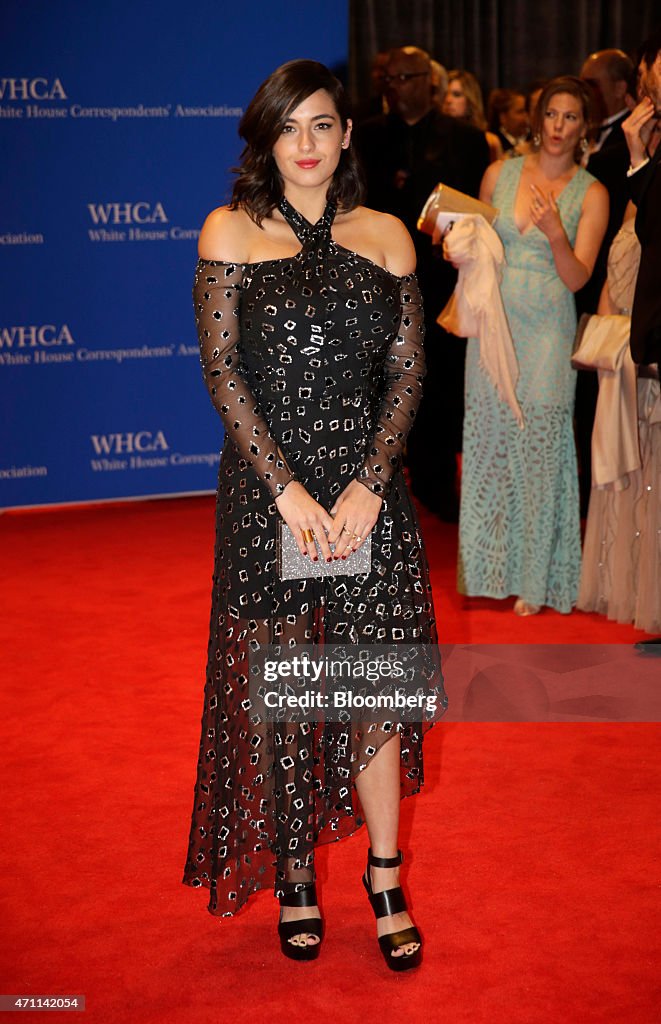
[197,205,255,262]
[584,176,609,202]
[486,131,504,161]
[480,158,506,202]
[579,176,609,223]
[349,207,417,276]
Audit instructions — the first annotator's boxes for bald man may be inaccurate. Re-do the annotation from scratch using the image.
[354,46,489,521]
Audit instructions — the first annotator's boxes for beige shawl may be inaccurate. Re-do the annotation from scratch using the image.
[437,215,524,429]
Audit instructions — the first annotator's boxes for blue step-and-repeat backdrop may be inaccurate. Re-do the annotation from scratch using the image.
[1,1,348,509]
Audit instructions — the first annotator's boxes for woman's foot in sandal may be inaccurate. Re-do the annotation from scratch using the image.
[514,597,541,616]
[363,849,422,970]
[278,884,323,961]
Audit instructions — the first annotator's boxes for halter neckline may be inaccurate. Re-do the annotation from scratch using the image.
[277,196,337,244]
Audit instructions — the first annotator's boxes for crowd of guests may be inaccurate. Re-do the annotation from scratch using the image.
[351,37,660,638]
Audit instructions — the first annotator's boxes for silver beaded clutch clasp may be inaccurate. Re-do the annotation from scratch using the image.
[276,521,372,580]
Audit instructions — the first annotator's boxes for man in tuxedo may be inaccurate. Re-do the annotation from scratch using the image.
[624,33,661,366]
[575,50,636,513]
[354,46,489,521]
[622,27,661,652]
[578,49,636,313]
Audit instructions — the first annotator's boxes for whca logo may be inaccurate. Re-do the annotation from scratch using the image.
[0,77,67,100]
[90,431,169,455]
[0,325,74,348]
[87,202,168,225]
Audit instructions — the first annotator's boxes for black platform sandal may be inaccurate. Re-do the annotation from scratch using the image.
[278,883,323,962]
[363,848,422,971]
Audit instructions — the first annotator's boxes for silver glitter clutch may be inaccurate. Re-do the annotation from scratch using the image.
[276,521,372,580]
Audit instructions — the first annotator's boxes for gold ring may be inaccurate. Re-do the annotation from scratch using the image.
[302,528,314,544]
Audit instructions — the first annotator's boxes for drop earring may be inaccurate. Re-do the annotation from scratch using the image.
[580,137,589,153]
[533,132,541,147]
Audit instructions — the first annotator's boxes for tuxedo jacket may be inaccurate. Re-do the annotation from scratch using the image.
[588,115,631,195]
[628,147,661,365]
[576,115,631,316]
[495,129,514,153]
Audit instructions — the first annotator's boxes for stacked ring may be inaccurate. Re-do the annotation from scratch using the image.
[302,528,314,543]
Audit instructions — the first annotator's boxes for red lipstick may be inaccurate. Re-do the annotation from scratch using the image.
[296,159,321,168]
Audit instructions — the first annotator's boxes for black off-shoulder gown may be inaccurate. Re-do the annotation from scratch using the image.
[182,198,446,916]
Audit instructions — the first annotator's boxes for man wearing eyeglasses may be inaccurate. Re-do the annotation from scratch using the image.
[355,46,490,522]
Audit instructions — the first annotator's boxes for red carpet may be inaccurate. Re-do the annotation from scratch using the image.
[1,496,659,1023]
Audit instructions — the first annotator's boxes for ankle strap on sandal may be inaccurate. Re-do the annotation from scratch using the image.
[279,883,318,908]
[367,848,403,869]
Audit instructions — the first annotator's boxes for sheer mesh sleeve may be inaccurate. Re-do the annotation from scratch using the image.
[193,260,295,499]
[357,274,426,497]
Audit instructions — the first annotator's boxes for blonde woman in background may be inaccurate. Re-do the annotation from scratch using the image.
[443,69,503,162]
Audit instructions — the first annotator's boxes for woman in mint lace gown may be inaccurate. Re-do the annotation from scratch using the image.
[458,77,608,615]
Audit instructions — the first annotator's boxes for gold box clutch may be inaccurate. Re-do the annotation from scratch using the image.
[418,182,499,237]
[276,521,372,580]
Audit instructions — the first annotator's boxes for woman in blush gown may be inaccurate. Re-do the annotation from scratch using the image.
[458,77,608,615]
[577,209,661,634]
[181,59,446,971]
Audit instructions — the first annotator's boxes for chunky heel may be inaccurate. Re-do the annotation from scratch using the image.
[362,849,422,971]
[277,883,323,961]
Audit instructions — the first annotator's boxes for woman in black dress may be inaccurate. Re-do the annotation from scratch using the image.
[182,59,446,971]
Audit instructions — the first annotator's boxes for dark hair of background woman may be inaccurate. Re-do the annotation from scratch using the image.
[530,75,597,162]
[638,25,661,70]
[487,88,523,133]
[229,59,365,225]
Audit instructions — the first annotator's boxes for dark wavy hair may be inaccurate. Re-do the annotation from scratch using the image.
[229,60,364,224]
[531,75,596,163]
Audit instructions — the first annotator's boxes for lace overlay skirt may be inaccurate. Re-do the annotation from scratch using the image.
[578,378,661,634]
